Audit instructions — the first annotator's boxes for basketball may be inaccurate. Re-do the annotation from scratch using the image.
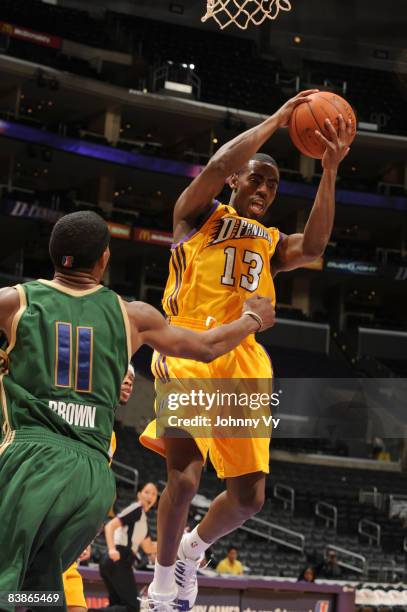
[288,92,357,159]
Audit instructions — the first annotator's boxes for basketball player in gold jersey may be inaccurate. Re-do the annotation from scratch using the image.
[140,90,353,610]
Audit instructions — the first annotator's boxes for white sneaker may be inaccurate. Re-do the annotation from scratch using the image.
[174,536,204,611]
[142,583,179,612]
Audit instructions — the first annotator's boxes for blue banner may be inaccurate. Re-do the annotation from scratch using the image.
[0,119,405,212]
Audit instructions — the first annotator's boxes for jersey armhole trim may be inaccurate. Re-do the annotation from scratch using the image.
[171,200,220,249]
[117,295,132,364]
[7,284,27,355]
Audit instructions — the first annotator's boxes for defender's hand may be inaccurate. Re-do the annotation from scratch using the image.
[274,90,319,128]
[315,114,352,170]
[108,548,120,562]
[243,295,276,332]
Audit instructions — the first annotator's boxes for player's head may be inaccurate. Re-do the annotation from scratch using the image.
[49,211,110,280]
[137,482,158,511]
[119,364,135,405]
[228,153,279,221]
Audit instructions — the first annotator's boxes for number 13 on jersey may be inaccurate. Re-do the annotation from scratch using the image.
[221,248,264,292]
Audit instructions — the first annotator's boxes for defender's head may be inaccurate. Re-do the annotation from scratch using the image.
[229,153,279,221]
[49,211,110,281]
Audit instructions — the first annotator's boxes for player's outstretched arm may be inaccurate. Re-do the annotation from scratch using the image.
[125,296,275,362]
[272,114,353,274]
[0,287,20,341]
[173,90,319,242]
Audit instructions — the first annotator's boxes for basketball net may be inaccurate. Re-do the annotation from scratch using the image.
[202,0,292,30]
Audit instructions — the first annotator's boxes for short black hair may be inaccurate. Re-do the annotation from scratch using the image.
[227,546,238,552]
[49,211,110,271]
[238,153,279,175]
[251,152,278,166]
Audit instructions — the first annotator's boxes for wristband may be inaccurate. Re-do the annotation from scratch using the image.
[243,310,262,331]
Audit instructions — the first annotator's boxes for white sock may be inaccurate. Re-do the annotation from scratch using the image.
[181,526,212,560]
[151,561,177,595]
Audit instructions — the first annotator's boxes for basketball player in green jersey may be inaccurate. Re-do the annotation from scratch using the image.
[0,211,274,607]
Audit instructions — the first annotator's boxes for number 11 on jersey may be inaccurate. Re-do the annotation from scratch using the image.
[55,322,93,393]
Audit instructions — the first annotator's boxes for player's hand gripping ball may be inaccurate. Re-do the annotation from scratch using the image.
[275,89,319,128]
[288,91,356,161]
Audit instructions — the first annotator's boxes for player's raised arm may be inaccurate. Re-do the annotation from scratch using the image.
[0,286,20,341]
[173,90,319,242]
[125,296,275,363]
[272,114,353,274]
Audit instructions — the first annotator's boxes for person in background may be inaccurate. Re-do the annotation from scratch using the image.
[78,545,91,567]
[371,436,391,462]
[319,550,342,579]
[96,483,159,612]
[108,363,135,467]
[297,565,316,582]
[216,546,243,576]
[119,364,135,406]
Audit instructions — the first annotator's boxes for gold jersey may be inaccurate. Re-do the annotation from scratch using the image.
[163,202,280,325]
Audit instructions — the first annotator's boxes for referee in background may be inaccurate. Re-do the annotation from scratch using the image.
[95,483,158,612]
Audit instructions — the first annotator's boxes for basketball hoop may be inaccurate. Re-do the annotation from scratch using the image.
[202,0,292,30]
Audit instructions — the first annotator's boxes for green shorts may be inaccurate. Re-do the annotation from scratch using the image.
[0,429,116,612]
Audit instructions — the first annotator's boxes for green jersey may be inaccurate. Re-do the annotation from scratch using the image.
[0,279,131,458]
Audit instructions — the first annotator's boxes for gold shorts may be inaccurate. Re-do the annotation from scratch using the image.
[62,562,86,609]
[140,334,273,479]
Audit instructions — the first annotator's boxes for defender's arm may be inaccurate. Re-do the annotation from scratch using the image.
[125,296,275,362]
